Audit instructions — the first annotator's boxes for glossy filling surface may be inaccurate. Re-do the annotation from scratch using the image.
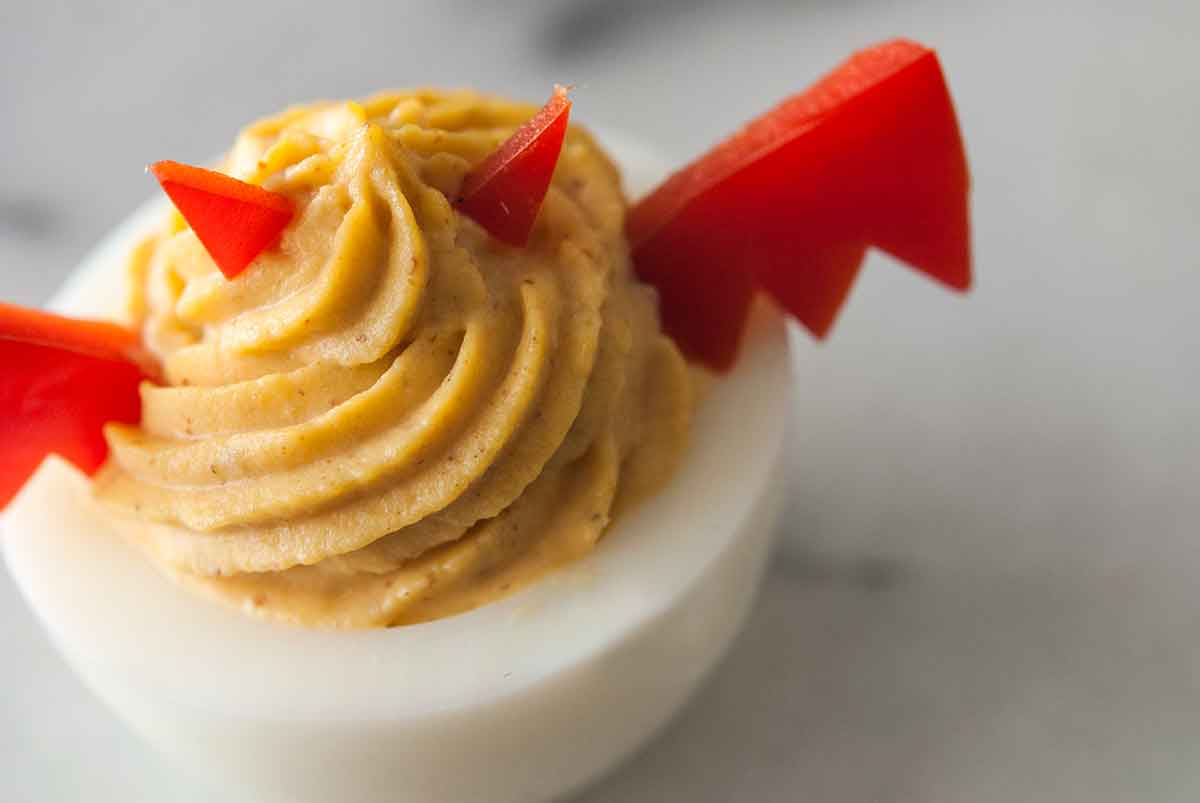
[94,92,692,627]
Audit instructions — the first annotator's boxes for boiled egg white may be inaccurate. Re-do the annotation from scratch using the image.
[1,136,792,803]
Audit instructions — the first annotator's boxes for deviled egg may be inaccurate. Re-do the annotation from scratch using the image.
[3,122,792,803]
[2,38,969,803]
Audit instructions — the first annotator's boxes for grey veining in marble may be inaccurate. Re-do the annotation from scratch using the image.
[3,1,1200,801]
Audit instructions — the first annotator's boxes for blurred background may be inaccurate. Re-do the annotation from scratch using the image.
[2,1,1199,801]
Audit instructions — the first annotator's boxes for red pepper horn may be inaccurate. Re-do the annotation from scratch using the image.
[455,86,573,247]
[149,161,294,280]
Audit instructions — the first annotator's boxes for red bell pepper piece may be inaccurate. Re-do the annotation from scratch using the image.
[149,160,294,280]
[456,86,572,247]
[0,300,156,376]
[628,39,971,371]
[0,304,155,509]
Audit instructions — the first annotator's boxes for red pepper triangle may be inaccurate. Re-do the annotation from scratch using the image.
[0,300,155,373]
[629,39,971,370]
[455,86,572,247]
[0,303,155,509]
[150,161,294,279]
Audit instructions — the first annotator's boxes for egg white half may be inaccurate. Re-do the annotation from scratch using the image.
[1,135,792,803]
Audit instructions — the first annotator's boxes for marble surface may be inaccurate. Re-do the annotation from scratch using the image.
[3,1,1199,801]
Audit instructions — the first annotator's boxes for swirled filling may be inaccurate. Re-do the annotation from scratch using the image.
[93,90,692,628]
